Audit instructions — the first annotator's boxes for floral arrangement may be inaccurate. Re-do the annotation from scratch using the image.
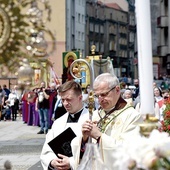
[112,130,170,170]
[161,97,170,135]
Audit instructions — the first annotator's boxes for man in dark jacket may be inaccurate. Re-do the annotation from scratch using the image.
[35,81,50,134]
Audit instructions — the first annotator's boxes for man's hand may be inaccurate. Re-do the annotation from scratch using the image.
[90,121,102,140]
[82,120,101,142]
[50,154,70,170]
[82,120,93,142]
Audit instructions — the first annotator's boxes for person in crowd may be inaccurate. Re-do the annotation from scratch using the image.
[127,75,132,86]
[2,103,11,121]
[133,94,140,108]
[158,74,164,80]
[36,81,50,134]
[120,81,127,95]
[162,89,170,99]
[154,87,163,106]
[2,84,10,99]
[13,85,22,100]
[0,85,6,120]
[71,73,143,170]
[122,74,128,84]
[48,82,58,127]
[157,89,170,121]
[21,89,30,123]
[135,98,160,120]
[52,92,67,120]
[13,85,21,116]
[82,84,90,108]
[132,78,140,100]
[153,81,158,89]
[5,88,19,121]
[153,87,164,120]
[122,88,134,106]
[40,80,89,170]
[26,88,40,126]
[153,81,163,95]
[153,81,157,89]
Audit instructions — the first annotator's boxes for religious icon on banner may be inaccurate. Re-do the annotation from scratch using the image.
[62,51,79,83]
[34,69,41,84]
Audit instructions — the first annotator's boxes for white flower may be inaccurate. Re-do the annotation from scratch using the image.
[112,129,170,169]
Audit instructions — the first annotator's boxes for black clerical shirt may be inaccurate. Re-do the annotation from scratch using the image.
[67,109,83,123]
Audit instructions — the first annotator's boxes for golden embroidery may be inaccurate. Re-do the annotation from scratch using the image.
[97,105,132,133]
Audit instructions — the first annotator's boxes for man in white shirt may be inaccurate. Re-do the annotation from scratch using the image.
[40,80,89,170]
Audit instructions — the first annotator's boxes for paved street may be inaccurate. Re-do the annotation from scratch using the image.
[0,117,45,170]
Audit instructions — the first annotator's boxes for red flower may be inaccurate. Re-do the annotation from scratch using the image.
[164,98,170,105]
[163,126,167,130]
[167,125,170,130]
[161,97,170,135]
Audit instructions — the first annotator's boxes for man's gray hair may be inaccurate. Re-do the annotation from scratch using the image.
[93,73,119,89]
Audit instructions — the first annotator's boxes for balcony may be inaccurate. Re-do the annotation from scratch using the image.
[157,16,168,28]
[157,45,168,56]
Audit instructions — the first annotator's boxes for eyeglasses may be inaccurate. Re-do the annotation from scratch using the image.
[94,86,116,98]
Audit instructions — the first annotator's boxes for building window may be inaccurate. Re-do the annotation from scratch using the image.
[100,25,104,33]
[129,32,134,42]
[78,13,80,23]
[71,17,75,34]
[110,13,112,19]
[71,0,75,15]
[82,32,84,41]
[109,25,115,34]
[90,41,94,49]
[123,26,126,33]
[82,15,84,24]
[90,23,93,31]
[119,51,122,57]
[125,51,127,58]
[130,51,134,58]
[109,40,115,51]
[95,24,99,33]
[95,8,98,18]
[78,31,81,40]
[100,43,104,52]
[96,42,99,51]
[130,15,135,25]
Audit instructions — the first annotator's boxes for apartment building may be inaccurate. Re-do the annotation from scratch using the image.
[157,0,170,76]
[86,0,130,77]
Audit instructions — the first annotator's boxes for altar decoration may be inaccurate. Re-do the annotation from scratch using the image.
[0,0,56,87]
[0,0,29,72]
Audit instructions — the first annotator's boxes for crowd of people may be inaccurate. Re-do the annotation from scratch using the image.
[1,73,169,170]
[1,76,166,127]
[39,73,143,170]
[121,78,169,121]
[39,73,170,170]
[0,85,21,121]
[21,81,66,134]
[0,82,65,133]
